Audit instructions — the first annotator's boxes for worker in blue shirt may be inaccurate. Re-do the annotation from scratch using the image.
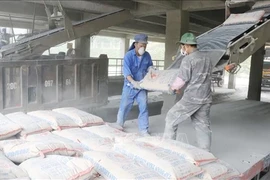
[116,34,153,136]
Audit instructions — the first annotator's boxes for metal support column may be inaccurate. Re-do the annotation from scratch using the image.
[162,7,189,114]
[247,45,265,101]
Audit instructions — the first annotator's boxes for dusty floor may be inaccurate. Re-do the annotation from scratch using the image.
[97,76,270,177]
[107,76,270,106]
[97,75,270,121]
[120,77,270,177]
[95,89,234,123]
[124,100,270,176]
[96,77,270,123]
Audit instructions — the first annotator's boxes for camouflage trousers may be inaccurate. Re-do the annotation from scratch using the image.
[163,100,212,151]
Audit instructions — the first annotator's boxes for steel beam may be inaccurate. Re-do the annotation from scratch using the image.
[0,1,89,22]
[90,0,137,10]
[118,20,165,34]
[0,1,47,19]
[133,0,179,9]
[24,0,120,14]
[118,20,210,37]
[135,19,165,27]
[182,0,253,12]
[0,18,211,37]
[132,3,168,17]
[0,18,46,30]
[190,13,221,27]
[0,9,134,61]
[190,23,212,33]
[107,26,165,37]
[182,0,225,11]
[139,16,166,26]
[192,11,225,24]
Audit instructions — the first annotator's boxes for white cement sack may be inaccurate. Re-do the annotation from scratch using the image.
[136,136,216,165]
[114,141,202,179]
[19,155,96,180]
[114,133,141,144]
[188,177,201,180]
[222,168,241,180]
[223,10,265,25]
[6,112,52,137]
[252,1,270,10]
[83,124,127,141]
[11,177,30,180]
[199,162,228,180]
[53,128,113,152]
[53,107,104,127]
[0,139,81,163]
[3,136,17,141]
[0,151,29,179]
[139,69,179,93]
[0,113,22,140]
[215,160,240,180]
[0,139,19,150]
[193,160,240,180]
[94,176,106,180]
[28,110,79,130]
[24,132,85,152]
[83,151,164,180]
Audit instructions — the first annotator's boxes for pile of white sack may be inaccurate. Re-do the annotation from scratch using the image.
[0,107,241,180]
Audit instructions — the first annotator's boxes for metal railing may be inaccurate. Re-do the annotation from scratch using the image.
[108,58,164,76]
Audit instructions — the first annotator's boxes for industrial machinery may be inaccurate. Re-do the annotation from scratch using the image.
[212,70,225,87]
[0,2,133,113]
[169,1,270,77]
[0,9,132,61]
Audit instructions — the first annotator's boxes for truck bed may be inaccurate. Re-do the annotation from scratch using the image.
[124,100,270,180]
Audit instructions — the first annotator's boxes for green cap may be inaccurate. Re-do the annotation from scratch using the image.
[178,32,197,45]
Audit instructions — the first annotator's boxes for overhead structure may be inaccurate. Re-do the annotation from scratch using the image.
[0,9,133,61]
[169,1,270,73]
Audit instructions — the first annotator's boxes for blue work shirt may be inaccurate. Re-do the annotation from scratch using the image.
[123,49,153,86]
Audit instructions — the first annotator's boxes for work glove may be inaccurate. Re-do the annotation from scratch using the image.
[168,88,176,95]
[147,66,157,79]
[131,80,142,90]
[147,66,156,72]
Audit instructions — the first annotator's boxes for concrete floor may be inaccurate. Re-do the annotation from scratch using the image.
[99,77,270,178]
[94,92,163,122]
[124,100,270,178]
[95,87,236,122]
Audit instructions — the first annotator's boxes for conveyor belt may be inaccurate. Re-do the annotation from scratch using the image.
[0,9,133,61]
[169,3,270,72]
[2,10,127,50]
[197,23,261,70]
[198,24,255,51]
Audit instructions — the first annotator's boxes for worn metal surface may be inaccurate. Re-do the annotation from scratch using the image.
[124,100,270,180]
[0,55,108,114]
[228,19,270,65]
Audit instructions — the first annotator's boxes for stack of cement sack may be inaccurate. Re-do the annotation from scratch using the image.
[0,108,241,179]
[0,108,104,179]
